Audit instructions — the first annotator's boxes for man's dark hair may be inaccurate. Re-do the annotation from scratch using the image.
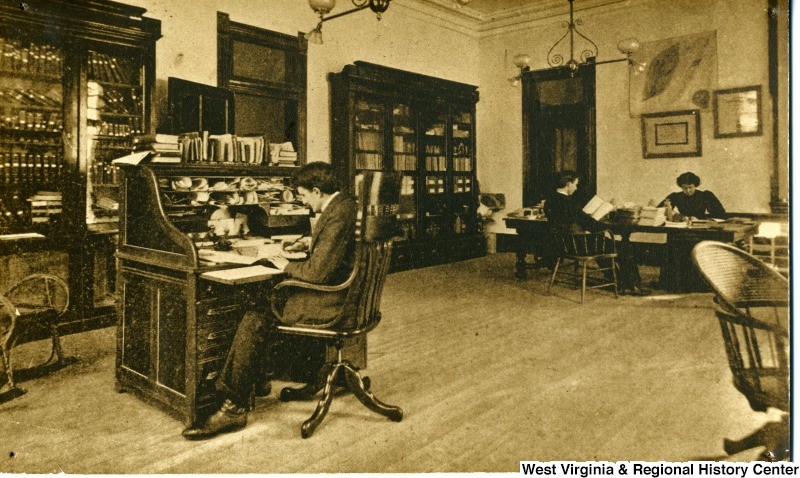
[292,161,340,194]
[555,170,579,189]
[676,171,701,187]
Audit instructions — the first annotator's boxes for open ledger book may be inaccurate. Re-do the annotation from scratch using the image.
[582,195,615,220]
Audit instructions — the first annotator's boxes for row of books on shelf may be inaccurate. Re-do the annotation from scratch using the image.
[0,38,63,76]
[2,108,62,132]
[27,191,62,223]
[89,162,120,185]
[424,144,443,155]
[1,88,61,108]
[130,133,297,166]
[0,152,62,185]
[452,157,471,172]
[425,156,447,171]
[356,130,382,151]
[356,153,382,170]
[87,51,137,85]
[91,119,142,137]
[393,156,416,171]
[393,135,415,154]
[90,87,140,116]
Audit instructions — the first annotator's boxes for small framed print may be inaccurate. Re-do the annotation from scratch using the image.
[713,85,763,138]
[641,110,701,158]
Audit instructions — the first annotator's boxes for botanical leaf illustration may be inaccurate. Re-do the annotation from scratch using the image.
[643,43,679,100]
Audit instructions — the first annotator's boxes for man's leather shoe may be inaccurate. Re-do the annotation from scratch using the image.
[255,381,272,397]
[182,399,247,440]
[622,286,652,296]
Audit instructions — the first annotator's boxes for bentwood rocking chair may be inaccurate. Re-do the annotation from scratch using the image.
[0,274,69,394]
[271,171,403,438]
[692,241,790,460]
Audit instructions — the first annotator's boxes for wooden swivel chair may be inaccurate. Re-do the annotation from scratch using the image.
[0,274,69,394]
[271,171,403,438]
[547,230,618,303]
[692,241,789,460]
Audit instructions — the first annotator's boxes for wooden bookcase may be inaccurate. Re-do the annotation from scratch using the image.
[0,0,160,328]
[330,62,484,271]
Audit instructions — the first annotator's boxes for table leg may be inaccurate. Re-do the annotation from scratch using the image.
[514,234,528,280]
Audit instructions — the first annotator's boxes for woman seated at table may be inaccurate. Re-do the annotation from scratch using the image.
[659,172,726,220]
[544,170,650,296]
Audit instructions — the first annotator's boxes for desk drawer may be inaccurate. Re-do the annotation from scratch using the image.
[197,300,246,332]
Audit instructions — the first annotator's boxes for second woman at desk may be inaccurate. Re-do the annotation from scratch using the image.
[182,161,358,440]
[659,172,726,220]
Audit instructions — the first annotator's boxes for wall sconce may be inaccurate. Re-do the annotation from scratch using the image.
[508,53,531,87]
[306,0,391,44]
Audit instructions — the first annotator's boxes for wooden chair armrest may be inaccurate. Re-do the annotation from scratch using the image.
[273,266,358,293]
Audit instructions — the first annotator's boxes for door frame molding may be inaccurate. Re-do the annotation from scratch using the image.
[521,62,597,206]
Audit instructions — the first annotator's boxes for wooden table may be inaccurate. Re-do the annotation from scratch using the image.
[504,217,756,292]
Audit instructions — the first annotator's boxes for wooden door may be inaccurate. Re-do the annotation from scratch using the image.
[522,63,596,206]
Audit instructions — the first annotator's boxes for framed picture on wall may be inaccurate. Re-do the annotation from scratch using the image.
[713,85,763,138]
[641,110,702,158]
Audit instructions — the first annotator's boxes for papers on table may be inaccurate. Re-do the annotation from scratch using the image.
[197,249,259,265]
[664,221,689,228]
[200,265,283,285]
[0,232,45,240]
[111,151,151,165]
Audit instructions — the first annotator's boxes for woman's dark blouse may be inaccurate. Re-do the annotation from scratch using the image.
[659,190,726,219]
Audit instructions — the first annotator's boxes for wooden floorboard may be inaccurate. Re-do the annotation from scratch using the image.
[0,253,778,473]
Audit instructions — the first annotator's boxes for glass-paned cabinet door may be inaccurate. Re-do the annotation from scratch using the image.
[420,108,448,239]
[85,48,143,227]
[450,109,472,172]
[0,34,65,234]
[392,102,416,242]
[450,108,474,235]
[353,95,384,171]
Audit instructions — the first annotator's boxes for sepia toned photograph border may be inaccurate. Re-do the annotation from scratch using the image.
[0,0,792,473]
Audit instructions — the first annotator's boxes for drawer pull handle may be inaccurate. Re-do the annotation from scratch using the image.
[207,331,233,340]
[206,305,242,316]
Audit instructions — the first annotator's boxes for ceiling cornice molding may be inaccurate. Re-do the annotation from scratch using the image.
[475,0,640,37]
[394,0,481,37]
[403,0,647,38]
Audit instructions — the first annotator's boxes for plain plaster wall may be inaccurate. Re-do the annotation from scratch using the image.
[124,0,478,165]
[478,0,776,233]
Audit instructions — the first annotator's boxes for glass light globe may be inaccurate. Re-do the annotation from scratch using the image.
[308,0,336,14]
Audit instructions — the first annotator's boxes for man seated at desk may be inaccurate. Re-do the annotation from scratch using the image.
[183,161,358,440]
[544,170,650,296]
[659,171,726,220]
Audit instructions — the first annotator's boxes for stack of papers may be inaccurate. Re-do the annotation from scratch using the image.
[200,265,283,285]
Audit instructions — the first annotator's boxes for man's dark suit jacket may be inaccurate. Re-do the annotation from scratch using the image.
[280,192,358,326]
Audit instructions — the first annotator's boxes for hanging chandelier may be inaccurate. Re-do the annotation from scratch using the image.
[305,0,391,44]
[509,0,642,85]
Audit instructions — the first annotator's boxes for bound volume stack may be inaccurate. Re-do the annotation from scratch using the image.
[638,207,666,226]
[134,134,182,163]
[614,207,641,225]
